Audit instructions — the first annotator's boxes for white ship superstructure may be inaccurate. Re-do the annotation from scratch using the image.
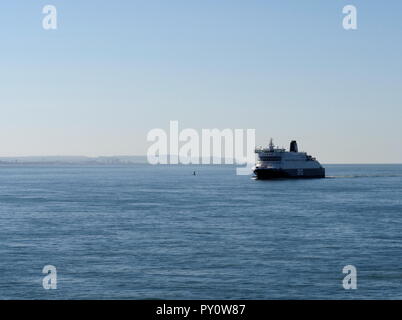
[253,139,325,179]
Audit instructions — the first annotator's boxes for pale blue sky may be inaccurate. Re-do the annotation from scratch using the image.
[1,1,401,162]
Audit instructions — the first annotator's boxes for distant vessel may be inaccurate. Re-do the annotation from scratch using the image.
[253,139,325,179]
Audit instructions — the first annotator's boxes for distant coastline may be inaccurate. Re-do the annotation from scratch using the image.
[0,156,148,165]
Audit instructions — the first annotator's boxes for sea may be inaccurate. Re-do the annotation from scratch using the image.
[0,164,401,299]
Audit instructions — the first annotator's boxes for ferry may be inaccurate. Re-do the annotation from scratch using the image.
[253,139,325,179]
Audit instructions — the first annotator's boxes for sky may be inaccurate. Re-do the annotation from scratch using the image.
[1,0,401,163]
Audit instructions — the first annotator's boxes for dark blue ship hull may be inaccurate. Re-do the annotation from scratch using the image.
[254,168,325,180]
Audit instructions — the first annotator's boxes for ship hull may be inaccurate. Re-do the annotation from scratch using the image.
[254,168,325,180]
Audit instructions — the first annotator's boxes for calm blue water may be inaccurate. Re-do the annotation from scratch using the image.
[0,164,402,299]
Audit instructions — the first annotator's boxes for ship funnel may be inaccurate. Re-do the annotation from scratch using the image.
[290,140,298,152]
